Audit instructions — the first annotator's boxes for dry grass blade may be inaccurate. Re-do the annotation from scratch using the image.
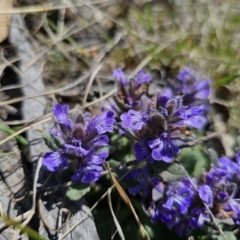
[13,154,42,240]
[107,188,125,240]
[38,198,71,232]
[0,1,111,14]
[104,162,149,240]
[0,71,91,107]
[76,0,162,45]
[83,64,103,108]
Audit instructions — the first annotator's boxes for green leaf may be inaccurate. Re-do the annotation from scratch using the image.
[192,150,208,176]
[178,146,208,177]
[160,163,186,182]
[66,183,90,201]
[38,130,62,151]
[211,231,236,240]
[215,75,240,86]
[0,124,28,145]
[109,159,121,168]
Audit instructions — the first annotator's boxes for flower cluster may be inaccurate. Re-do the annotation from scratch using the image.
[102,69,152,115]
[127,152,240,236]
[120,68,210,163]
[41,67,214,237]
[42,104,116,183]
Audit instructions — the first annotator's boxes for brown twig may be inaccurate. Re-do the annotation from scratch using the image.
[180,132,221,148]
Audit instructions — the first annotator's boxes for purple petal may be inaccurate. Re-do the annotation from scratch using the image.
[89,135,109,147]
[189,208,210,229]
[217,156,240,178]
[121,110,148,130]
[162,198,174,211]
[236,151,240,166]
[224,200,240,224]
[72,164,103,183]
[113,69,129,85]
[152,147,165,161]
[177,68,193,83]
[184,105,206,118]
[156,91,171,109]
[87,110,116,134]
[198,185,213,207]
[64,143,89,156]
[182,115,208,129]
[134,70,151,87]
[86,150,108,164]
[53,104,72,130]
[42,151,67,171]
[148,138,161,149]
[217,191,229,203]
[194,80,210,99]
[134,140,154,163]
[128,184,143,196]
[150,133,180,162]
[206,168,227,186]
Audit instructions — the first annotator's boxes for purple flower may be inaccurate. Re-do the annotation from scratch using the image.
[87,110,116,134]
[127,166,150,197]
[217,156,240,180]
[158,88,173,103]
[223,200,240,225]
[182,115,208,129]
[121,110,148,130]
[205,168,227,186]
[42,104,116,183]
[113,69,128,85]
[198,185,213,207]
[111,69,152,112]
[157,207,180,229]
[177,68,193,83]
[189,207,211,229]
[64,142,89,156]
[175,105,208,129]
[53,104,73,130]
[134,70,151,87]
[134,138,154,163]
[42,151,68,171]
[126,166,160,198]
[86,148,109,165]
[71,164,103,183]
[177,68,210,104]
[148,132,180,162]
[194,80,210,100]
[162,181,193,214]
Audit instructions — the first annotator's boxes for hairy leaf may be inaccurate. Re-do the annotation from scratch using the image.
[66,184,90,201]
[160,163,186,182]
[39,130,62,151]
[212,231,236,240]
